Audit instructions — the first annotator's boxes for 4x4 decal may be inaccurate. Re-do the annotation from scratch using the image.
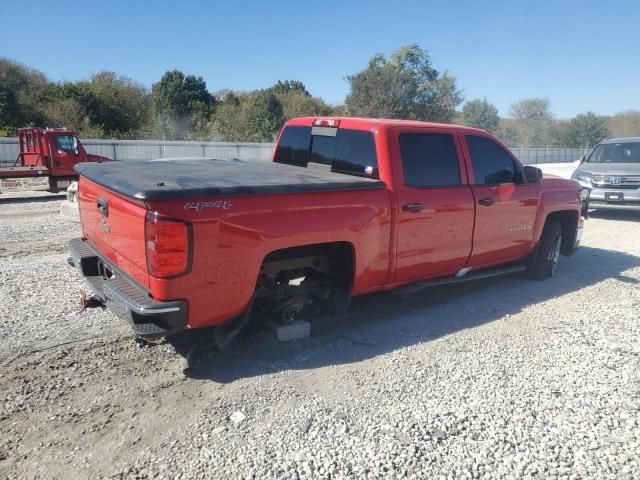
[184,200,234,212]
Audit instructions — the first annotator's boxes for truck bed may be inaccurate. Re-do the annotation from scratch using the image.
[0,166,49,178]
[75,158,386,201]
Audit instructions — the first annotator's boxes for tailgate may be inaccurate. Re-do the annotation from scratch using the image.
[78,177,149,288]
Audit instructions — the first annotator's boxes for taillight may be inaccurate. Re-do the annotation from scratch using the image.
[145,213,193,278]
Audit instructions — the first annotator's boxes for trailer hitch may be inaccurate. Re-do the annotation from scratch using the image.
[78,291,104,312]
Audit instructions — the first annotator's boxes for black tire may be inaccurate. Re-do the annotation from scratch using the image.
[528,221,562,280]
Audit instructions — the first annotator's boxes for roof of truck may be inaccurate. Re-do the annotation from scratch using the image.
[17,127,78,135]
[286,116,486,133]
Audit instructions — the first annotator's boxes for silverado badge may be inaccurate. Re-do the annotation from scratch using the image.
[99,218,110,234]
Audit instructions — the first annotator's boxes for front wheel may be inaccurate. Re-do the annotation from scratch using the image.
[528,221,562,280]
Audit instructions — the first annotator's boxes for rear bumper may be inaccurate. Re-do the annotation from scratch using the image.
[68,238,187,338]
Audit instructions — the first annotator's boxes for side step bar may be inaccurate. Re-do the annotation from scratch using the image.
[392,264,527,296]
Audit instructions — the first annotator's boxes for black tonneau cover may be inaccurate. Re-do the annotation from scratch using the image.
[75,158,386,201]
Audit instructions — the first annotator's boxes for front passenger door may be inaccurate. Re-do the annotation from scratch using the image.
[51,135,82,176]
[461,133,539,268]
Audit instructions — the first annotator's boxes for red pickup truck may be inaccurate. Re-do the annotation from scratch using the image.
[69,117,587,345]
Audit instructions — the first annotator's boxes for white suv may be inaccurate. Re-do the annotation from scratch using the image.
[572,137,640,211]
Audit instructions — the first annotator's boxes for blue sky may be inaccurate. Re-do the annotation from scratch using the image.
[1,0,638,119]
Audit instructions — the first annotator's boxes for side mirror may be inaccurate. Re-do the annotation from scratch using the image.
[523,165,542,183]
[580,155,586,164]
[73,137,79,156]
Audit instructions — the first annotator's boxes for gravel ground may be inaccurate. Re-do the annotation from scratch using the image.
[1,196,639,479]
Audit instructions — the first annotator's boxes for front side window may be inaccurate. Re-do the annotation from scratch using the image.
[399,132,460,187]
[274,126,378,178]
[466,135,516,185]
[587,143,640,164]
[55,135,77,154]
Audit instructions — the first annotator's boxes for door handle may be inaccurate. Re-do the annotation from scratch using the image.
[97,196,109,216]
[401,203,425,212]
[478,197,496,206]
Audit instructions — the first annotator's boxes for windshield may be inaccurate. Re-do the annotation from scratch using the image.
[587,143,640,163]
[54,135,78,154]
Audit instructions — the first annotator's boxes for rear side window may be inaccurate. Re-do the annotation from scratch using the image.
[466,135,516,185]
[399,132,460,187]
[274,126,378,178]
[273,126,311,167]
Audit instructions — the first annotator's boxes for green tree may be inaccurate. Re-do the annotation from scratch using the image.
[40,81,100,135]
[80,72,148,136]
[462,98,500,133]
[268,80,332,121]
[270,80,309,96]
[276,91,332,121]
[208,93,249,141]
[346,61,416,119]
[0,83,19,130]
[245,90,284,142]
[0,58,50,128]
[41,96,88,132]
[557,112,610,148]
[509,98,555,147]
[150,70,214,139]
[331,104,348,116]
[494,118,519,146]
[345,45,462,123]
[608,110,640,137]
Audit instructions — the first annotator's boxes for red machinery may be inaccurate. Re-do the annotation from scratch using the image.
[0,128,110,193]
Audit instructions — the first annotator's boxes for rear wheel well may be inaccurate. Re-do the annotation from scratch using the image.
[261,242,354,282]
[544,210,579,256]
[255,242,355,322]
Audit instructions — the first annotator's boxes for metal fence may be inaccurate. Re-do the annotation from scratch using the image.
[0,137,588,166]
[510,147,589,164]
[0,138,275,165]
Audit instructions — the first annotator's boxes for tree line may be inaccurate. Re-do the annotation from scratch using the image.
[1,45,639,147]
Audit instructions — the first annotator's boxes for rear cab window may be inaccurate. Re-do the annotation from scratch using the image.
[274,125,379,179]
[273,126,311,167]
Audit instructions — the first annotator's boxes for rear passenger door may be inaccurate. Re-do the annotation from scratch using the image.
[393,128,475,283]
[460,133,539,267]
